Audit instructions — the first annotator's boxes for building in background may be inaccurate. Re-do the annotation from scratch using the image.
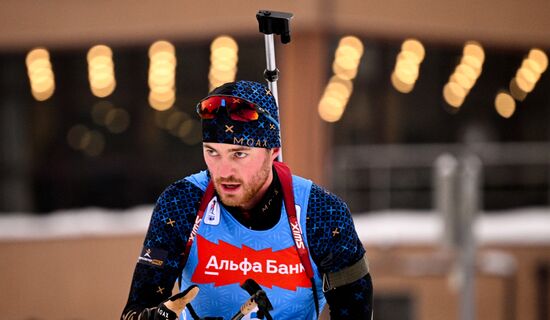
[0,1,549,319]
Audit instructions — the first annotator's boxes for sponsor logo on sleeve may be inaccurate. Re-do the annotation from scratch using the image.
[138,247,168,268]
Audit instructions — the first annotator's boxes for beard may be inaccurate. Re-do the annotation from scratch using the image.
[214,154,272,209]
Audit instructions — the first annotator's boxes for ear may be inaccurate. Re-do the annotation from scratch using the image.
[270,147,281,161]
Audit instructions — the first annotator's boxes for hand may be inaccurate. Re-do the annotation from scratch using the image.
[140,285,200,320]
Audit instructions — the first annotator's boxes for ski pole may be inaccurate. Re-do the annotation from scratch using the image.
[256,10,293,162]
[230,290,272,320]
[231,279,273,320]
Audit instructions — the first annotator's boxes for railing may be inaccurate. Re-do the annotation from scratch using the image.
[334,142,550,320]
[332,142,550,212]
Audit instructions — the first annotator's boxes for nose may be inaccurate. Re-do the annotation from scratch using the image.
[216,157,236,179]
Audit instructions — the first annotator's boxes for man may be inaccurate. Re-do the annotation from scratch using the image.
[122,80,373,319]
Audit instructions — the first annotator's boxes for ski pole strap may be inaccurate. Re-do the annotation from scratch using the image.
[322,254,370,292]
[273,161,320,317]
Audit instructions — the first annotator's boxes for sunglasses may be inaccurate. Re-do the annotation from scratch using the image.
[196,95,279,128]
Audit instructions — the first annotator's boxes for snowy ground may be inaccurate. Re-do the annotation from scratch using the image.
[0,206,549,245]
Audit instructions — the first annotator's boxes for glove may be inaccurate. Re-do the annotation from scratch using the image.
[139,285,200,320]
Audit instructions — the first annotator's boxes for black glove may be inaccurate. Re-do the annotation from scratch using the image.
[139,285,200,320]
[139,304,178,320]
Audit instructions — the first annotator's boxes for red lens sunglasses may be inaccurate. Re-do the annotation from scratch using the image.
[196,95,279,128]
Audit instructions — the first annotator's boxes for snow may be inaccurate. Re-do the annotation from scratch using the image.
[354,208,550,246]
[0,206,548,245]
[0,205,153,240]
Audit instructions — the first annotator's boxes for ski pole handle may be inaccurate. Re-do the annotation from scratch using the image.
[230,298,258,320]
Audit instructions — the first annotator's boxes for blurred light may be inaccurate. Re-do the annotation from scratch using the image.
[401,39,425,64]
[27,59,52,74]
[450,72,474,90]
[391,71,414,93]
[30,74,55,92]
[26,48,49,66]
[149,40,177,110]
[26,47,55,101]
[211,36,239,52]
[319,35,363,122]
[332,61,359,80]
[154,109,171,129]
[391,39,424,93]
[463,41,485,63]
[67,126,106,156]
[166,111,188,133]
[442,41,485,109]
[515,70,535,93]
[67,124,89,150]
[209,35,238,91]
[153,109,198,141]
[339,36,364,56]
[148,71,175,87]
[318,96,346,122]
[328,75,353,92]
[31,87,55,101]
[443,82,466,108]
[149,91,176,111]
[519,64,540,82]
[210,60,237,72]
[150,60,176,74]
[394,63,418,84]
[331,35,364,82]
[149,41,176,58]
[528,48,548,73]
[87,45,112,62]
[151,88,176,102]
[177,119,194,138]
[91,81,116,98]
[461,42,485,82]
[507,49,546,103]
[461,55,483,73]
[150,84,175,95]
[82,130,105,157]
[211,47,238,61]
[325,77,353,103]
[105,108,130,133]
[91,101,114,125]
[517,67,538,89]
[396,51,421,67]
[521,58,542,75]
[494,92,516,118]
[209,68,238,83]
[180,120,202,145]
[335,54,360,70]
[150,51,177,65]
[88,56,113,70]
[88,44,116,98]
[335,45,362,61]
[333,36,363,73]
[509,78,527,101]
[456,64,478,81]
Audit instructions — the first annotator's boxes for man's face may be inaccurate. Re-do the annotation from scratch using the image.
[203,143,279,210]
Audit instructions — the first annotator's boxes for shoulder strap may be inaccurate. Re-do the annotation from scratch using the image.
[273,161,320,317]
[273,162,315,278]
[180,181,216,271]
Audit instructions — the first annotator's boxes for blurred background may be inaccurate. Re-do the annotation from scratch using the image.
[0,0,549,319]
